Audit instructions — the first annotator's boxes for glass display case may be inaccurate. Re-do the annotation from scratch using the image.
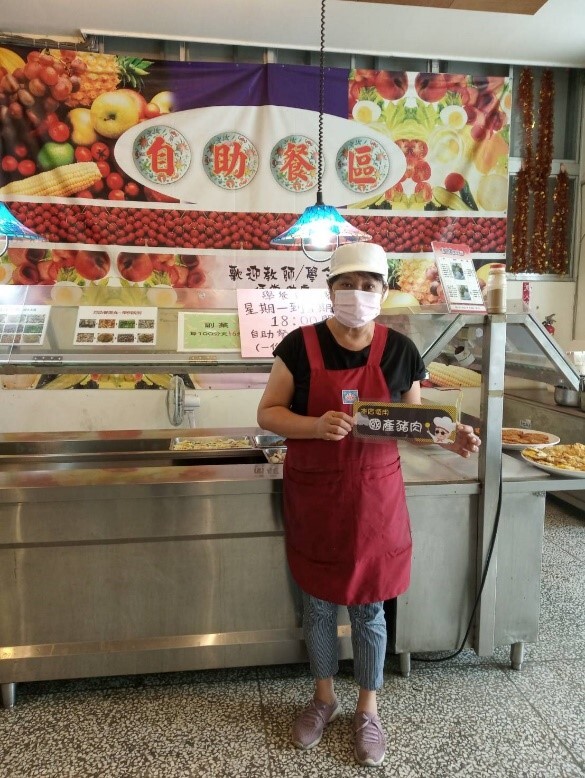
[1,282,580,391]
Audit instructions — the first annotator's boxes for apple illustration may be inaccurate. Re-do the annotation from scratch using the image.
[68,108,98,146]
[150,90,175,114]
[178,254,201,268]
[12,262,40,284]
[90,91,142,139]
[414,73,449,103]
[374,71,408,101]
[117,252,154,282]
[8,248,47,266]
[6,249,31,267]
[144,102,161,119]
[74,250,111,281]
[37,142,75,171]
[115,88,148,119]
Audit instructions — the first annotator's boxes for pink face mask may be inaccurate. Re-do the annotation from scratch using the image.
[333,289,382,328]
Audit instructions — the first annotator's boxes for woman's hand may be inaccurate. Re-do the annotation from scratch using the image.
[441,423,481,458]
[315,410,354,441]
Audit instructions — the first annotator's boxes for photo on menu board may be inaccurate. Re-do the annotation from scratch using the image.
[431,242,486,313]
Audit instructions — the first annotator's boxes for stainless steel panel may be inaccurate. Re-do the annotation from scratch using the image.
[395,494,477,653]
[0,534,297,645]
[493,492,545,646]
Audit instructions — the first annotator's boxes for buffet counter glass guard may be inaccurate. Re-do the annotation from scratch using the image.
[0,301,583,708]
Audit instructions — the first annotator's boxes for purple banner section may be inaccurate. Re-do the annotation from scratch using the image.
[167,62,350,117]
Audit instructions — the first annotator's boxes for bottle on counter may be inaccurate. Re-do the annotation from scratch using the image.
[486,263,507,314]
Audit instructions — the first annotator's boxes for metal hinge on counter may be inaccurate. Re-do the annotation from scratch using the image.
[31,355,63,363]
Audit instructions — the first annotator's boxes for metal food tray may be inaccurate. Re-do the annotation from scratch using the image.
[170,435,255,456]
[262,447,287,464]
[254,434,286,448]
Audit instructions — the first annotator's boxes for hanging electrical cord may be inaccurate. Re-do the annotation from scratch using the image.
[411,462,503,663]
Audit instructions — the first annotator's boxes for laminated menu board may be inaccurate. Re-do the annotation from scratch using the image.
[236,288,332,357]
[0,305,50,346]
[73,306,157,345]
[431,242,486,314]
[353,400,460,444]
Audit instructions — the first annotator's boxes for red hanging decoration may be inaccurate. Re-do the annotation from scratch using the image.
[510,163,530,273]
[531,69,555,274]
[549,164,570,275]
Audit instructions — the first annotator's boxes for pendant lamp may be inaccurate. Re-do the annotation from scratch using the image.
[270,0,371,260]
[0,201,44,257]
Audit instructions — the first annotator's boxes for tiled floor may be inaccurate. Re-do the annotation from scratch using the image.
[1,498,583,777]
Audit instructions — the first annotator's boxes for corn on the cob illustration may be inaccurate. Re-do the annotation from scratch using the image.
[0,163,101,197]
[428,362,481,388]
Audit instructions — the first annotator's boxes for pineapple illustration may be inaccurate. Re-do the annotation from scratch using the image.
[388,257,445,305]
[50,50,153,107]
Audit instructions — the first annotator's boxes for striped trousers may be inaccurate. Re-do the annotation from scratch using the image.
[301,590,387,691]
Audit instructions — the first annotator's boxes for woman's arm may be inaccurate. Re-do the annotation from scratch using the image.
[257,356,353,441]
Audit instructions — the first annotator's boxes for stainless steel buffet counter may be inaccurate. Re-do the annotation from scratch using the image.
[1,427,584,708]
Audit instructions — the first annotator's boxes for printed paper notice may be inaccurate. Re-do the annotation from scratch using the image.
[74,306,157,346]
[178,312,241,352]
[0,305,50,346]
[236,288,332,357]
[431,242,486,314]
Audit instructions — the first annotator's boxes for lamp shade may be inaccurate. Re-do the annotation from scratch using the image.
[0,202,44,241]
[270,202,371,251]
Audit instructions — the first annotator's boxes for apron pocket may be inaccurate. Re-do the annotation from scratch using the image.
[356,460,411,557]
[284,467,354,564]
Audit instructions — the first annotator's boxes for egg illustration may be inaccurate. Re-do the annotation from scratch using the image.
[439,105,468,130]
[352,100,382,124]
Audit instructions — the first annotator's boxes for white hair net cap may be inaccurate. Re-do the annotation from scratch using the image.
[329,242,388,280]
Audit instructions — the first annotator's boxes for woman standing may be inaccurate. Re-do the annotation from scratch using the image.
[257,242,480,767]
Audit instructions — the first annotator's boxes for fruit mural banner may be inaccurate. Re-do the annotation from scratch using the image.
[0,47,510,389]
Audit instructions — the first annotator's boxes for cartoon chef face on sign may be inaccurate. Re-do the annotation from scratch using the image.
[428,416,456,443]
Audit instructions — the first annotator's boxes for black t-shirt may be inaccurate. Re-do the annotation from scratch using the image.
[273,321,427,415]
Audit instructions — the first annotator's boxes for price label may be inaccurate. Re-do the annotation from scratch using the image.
[178,312,240,352]
[236,288,332,357]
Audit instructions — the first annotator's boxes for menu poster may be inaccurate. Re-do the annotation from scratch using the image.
[74,306,157,346]
[178,312,241,352]
[0,305,50,347]
[236,289,332,358]
[431,242,486,314]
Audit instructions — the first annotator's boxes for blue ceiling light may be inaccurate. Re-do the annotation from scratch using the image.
[270,0,371,261]
[0,201,45,257]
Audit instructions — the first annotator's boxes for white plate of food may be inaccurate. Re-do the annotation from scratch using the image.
[501,428,560,450]
[521,443,585,478]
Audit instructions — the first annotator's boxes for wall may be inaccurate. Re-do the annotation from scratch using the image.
[0,387,264,433]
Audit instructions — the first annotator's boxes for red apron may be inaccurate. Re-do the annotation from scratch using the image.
[283,323,412,606]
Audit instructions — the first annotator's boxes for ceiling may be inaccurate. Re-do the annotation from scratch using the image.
[343,0,548,12]
[1,0,584,68]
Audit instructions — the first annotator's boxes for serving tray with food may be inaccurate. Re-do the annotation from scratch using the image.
[521,442,585,478]
[501,428,560,450]
[262,447,287,465]
[170,435,254,453]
